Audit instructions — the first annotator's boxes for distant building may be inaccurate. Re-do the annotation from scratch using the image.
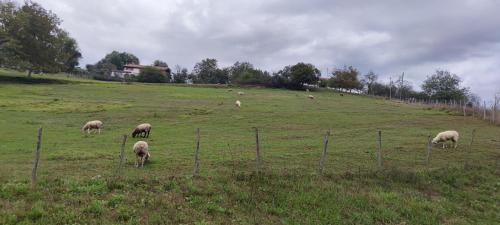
[111,64,171,78]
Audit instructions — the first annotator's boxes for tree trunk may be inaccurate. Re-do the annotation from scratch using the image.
[28,69,33,77]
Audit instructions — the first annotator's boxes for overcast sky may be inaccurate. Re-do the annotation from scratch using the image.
[20,0,500,100]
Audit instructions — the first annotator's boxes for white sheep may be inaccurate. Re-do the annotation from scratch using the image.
[133,141,150,167]
[238,91,245,95]
[82,120,103,134]
[235,100,241,108]
[432,130,459,149]
[132,123,152,138]
[308,95,315,99]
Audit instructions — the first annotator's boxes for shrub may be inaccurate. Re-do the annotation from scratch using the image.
[137,66,168,83]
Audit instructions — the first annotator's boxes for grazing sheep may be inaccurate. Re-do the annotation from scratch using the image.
[133,141,150,167]
[132,123,152,138]
[308,95,315,99]
[235,100,241,108]
[432,130,459,149]
[306,89,310,92]
[238,91,245,95]
[82,120,103,134]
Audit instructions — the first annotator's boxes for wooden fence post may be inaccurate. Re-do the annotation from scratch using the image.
[377,130,383,169]
[116,134,127,177]
[318,129,331,174]
[483,101,487,120]
[463,101,467,117]
[426,135,433,167]
[193,128,201,176]
[31,127,43,187]
[254,127,261,173]
[465,129,476,169]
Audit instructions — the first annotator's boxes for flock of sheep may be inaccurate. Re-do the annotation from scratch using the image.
[82,120,152,167]
[81,91,461,168]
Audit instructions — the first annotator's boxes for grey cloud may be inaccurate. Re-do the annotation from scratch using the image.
[16,0,500,99]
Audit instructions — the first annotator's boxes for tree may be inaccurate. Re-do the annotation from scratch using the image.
[229,61,271,86]
[87,51,139,77]
[100,51,139,70]
[421,70,469,101]
[137,66,167,83]
[329,66,362,92]
[363,71,378,95]
[192,58,228,84]
[272,62,320,89]
[0,1,80,76]
[57,31,82,73]
[153,60,168,67]
[172,65,189,83]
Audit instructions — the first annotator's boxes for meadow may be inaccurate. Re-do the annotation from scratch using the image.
[0,70,499,224]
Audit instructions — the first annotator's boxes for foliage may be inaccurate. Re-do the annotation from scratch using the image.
[153,59,168,67]
[272,62,320,89]
[87,51,139,78]
[192,58,228,84]
[421,70,469,101]
[362,71,378,95]
[137,66,167,83]
[229,61,271,86]
[0,1,81,76]
[172,64,189,83]
[329,66,363,91]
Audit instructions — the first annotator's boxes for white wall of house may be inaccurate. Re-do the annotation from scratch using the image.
[124,67,141,75]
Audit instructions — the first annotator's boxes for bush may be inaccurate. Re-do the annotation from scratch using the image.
[137,66,168,83]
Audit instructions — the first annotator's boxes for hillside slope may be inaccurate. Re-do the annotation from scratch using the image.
[0,71,499,224]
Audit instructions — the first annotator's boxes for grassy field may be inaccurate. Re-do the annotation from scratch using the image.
[0,69,499,224]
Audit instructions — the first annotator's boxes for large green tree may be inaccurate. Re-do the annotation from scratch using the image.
[192,58,228,84]
[87,51,139,76]
[421,70,469,101]
[272,62,320,89]
[229,61,270,85]
[329,66,362,92]
[0,1,80,76]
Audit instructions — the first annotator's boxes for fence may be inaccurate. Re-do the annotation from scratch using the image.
[398,97,499,126]
[29,123,497,186]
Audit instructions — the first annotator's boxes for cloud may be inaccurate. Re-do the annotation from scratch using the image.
[14,0,500,100]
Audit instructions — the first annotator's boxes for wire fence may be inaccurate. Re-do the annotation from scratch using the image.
[27,119,500,187]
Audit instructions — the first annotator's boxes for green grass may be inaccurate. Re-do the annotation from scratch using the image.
[0,69,499,224]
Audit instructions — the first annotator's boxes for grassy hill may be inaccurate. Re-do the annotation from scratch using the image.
[0,70,499,224]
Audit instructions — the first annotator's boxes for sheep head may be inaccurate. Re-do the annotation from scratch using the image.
[132,128,140,138]
[431,137,440,144]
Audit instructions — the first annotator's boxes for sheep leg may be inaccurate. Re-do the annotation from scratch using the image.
[98,128,101,134]
[146,130,150,138]
[135,156,139,167]
[141,156,145,167]
[442,143,445,149]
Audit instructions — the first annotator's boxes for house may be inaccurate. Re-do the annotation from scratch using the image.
[110,64,171,78]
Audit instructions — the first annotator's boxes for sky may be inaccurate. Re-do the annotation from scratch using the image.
[16,0,500,101]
